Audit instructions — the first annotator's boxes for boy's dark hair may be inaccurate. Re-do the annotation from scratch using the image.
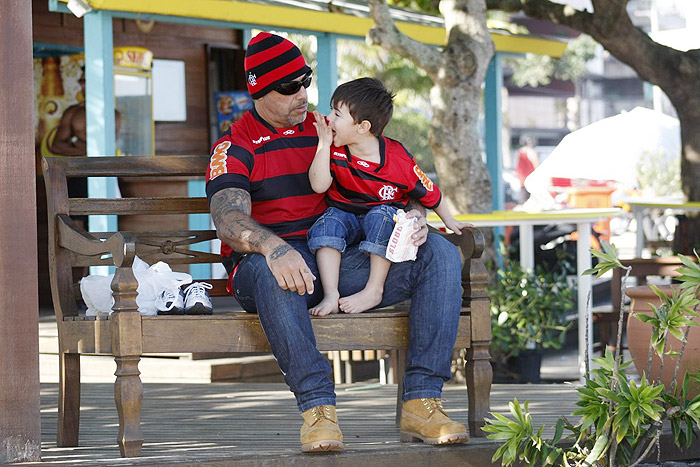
[330,78,394,136]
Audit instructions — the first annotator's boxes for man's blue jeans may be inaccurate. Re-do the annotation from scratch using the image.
[307,205,397,257]
[231,233,462,413]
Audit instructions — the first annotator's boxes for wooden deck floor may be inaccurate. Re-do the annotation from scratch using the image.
[18,382,581,466]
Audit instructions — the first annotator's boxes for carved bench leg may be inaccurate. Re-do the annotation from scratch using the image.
[114,355,143,457]
[110,305,143,458]
[466,342,492,437]
[57,352,80,447]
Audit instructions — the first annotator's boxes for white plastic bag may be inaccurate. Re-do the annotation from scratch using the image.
[80,256,192,316]
[385,209,419,263]
[80,274,113,317]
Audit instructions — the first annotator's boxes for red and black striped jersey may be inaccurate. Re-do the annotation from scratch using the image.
[326,136,442,214]
[205,108,326,267]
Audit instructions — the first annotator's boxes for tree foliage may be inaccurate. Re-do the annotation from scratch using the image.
[507,34,597,87]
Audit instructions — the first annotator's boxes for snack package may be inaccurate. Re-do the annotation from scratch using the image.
[385,209,418,262]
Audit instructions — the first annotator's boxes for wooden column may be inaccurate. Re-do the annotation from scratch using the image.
[0,0,42,463]
[84,10,118,240]
[315,32,337,115]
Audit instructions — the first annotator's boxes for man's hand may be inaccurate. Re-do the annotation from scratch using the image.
[405,209,429,247]
[265,243,316,295]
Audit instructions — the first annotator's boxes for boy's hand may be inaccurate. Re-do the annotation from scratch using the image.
[312,110,333,148]
[443,218,474,236]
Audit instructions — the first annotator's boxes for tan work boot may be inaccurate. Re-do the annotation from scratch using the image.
[300,405,344,452]
[400,398,469,445]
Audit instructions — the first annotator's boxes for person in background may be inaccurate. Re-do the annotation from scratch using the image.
[514,136,539,203]
[50,68,121,206]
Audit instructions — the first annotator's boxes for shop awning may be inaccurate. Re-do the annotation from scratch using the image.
[56,0,567,57]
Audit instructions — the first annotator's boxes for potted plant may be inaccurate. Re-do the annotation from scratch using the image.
[488,249,574,383]
[627,281,700,398]
[483,242,700,466]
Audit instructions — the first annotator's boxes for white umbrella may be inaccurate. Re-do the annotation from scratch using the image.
[525,107,681,192]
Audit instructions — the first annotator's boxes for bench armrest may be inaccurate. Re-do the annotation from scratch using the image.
[57,214,136,268]
[56,214,140,315]
[428,225,486,304]
[434,225,484,259]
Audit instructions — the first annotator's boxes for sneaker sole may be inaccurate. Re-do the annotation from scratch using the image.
[301,440,344,453]
[157,308,185,316]
[185,303,213,315]
[400,431,469,445]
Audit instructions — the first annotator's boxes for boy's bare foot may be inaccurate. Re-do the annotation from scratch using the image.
[339,286,383,314]
[309,292,340,317]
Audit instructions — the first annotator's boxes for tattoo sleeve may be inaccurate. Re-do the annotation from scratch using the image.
[210,187,281,255]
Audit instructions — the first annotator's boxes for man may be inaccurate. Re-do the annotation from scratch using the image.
[50,69,121,202]
[206,32,467,453]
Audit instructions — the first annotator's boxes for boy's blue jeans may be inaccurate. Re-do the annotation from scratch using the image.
[231,234,462,413]
[307,205,397,257]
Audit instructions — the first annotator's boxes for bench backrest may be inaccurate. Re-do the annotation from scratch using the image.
[43,156,225,321]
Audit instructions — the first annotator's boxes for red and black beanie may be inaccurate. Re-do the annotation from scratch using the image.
[244,32,312,99]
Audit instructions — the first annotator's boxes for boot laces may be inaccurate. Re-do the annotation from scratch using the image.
[310,405,334,422]
[421,398,447,415]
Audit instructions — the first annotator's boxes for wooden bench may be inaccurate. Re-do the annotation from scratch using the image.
[42,155,491,457]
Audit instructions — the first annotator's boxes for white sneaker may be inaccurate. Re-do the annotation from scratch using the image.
[156,288,186,315]
[184,282,213,315]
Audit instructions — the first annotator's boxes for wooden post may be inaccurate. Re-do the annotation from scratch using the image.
[0,0,42,463]
[484,52,504,212]
[315,32,337,115]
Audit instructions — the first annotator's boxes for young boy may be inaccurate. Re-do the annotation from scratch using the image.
[307,77,467,316]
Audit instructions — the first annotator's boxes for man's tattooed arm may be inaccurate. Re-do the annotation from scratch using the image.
[209,187,316,294]
[268,244,294,261]
[210,187,282,255]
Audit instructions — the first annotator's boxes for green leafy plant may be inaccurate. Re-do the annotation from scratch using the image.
[484,243,700,466]
[488,247,574,372]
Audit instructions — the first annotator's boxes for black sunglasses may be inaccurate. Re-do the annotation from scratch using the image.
[275,73,313,95]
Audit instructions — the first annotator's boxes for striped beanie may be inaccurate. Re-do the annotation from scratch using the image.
[244,32,312,99]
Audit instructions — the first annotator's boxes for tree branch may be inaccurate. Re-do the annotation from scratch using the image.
[486,0,693,104]
[367,0,441,76]
[486,0,595,33]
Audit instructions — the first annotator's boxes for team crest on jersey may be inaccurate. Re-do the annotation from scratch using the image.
[413,165,434,191]
[248,73,257,87]
[333,151,347,159]
[356,160,370,168]
[209,141,231,180]
[283,130,295,135]
[252,135,271,144]
[378,185,398,201]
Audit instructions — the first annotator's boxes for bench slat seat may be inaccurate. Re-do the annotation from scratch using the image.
[42,155,492,458]
[57,312,472,354]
